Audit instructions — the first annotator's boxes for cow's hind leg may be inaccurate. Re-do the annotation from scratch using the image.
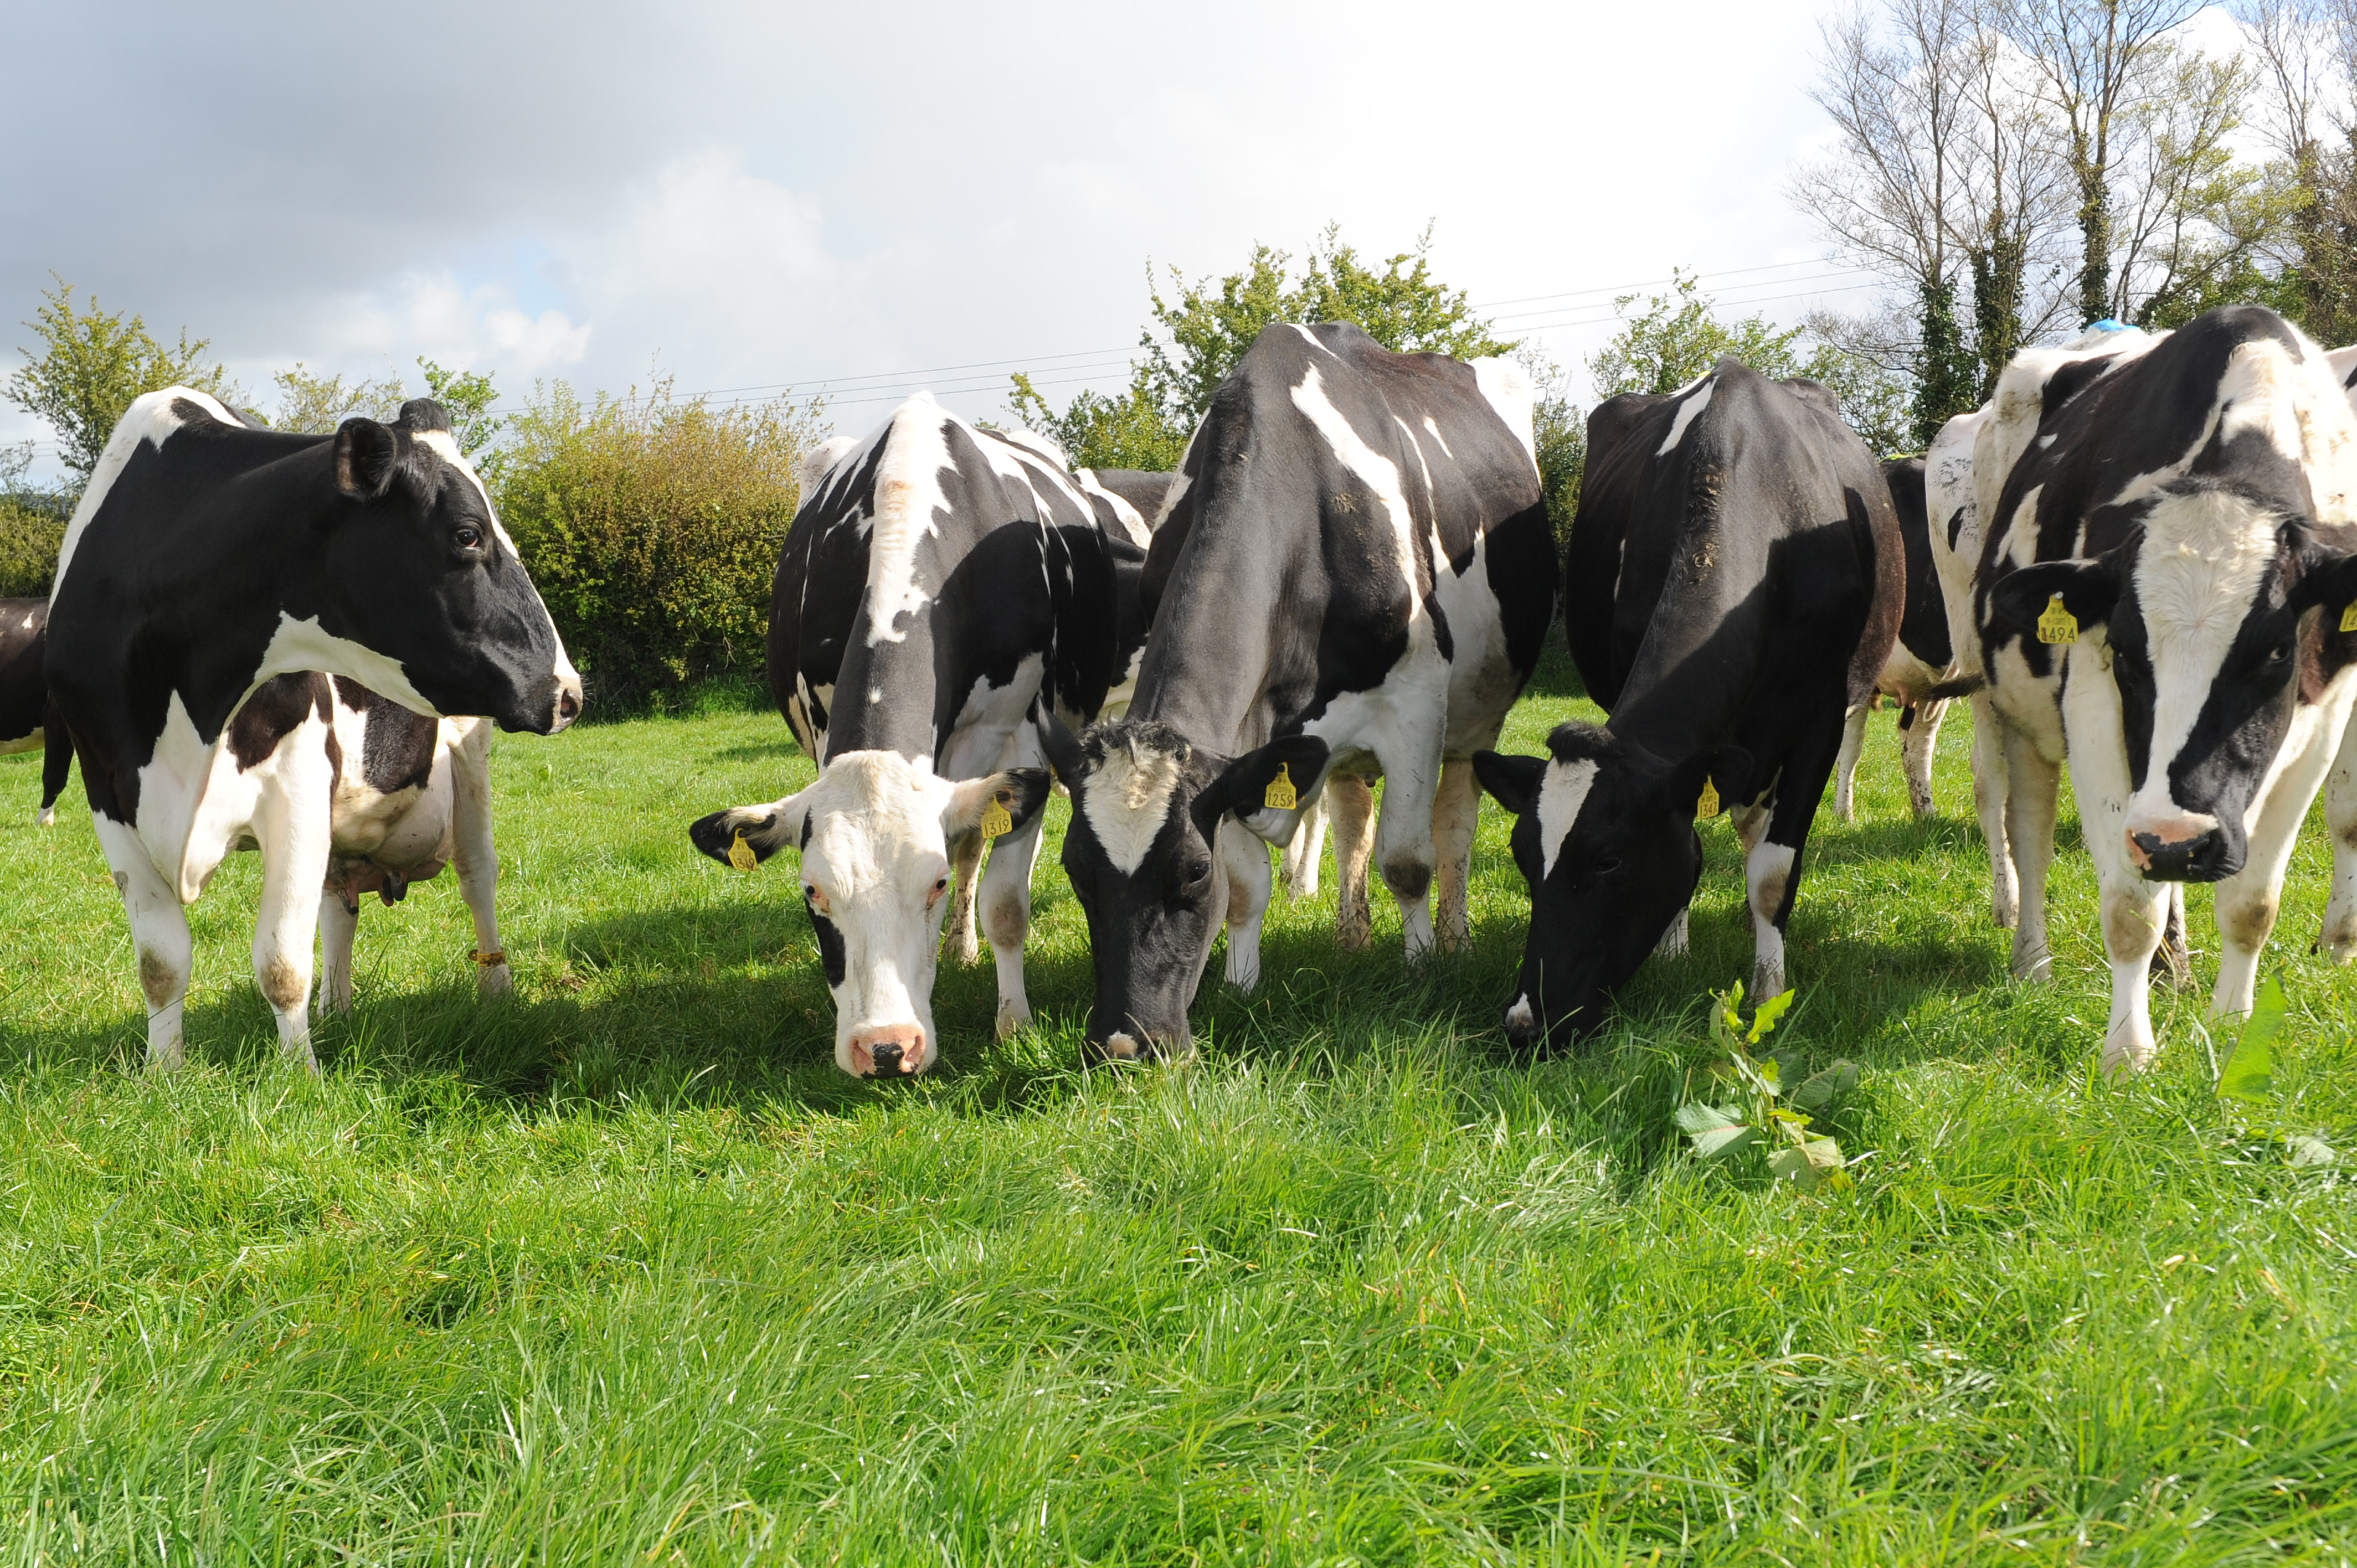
[94,817,193,1070]
[1329,773,1376,951]
[1831,701,1869,822]
[1901,696,1947,820]
[2319,711,2357,962]
[1280,788,1328,901]
[1970,689,2018,928]
[979,808,1048,1038]
[2148,883,2190,987]
[317,893,359,1018]
[945,827,985,966]
[1430,758,1479,953]
[251,769,335,1074]
[450,720,511,997]
[2000,721,2060,983]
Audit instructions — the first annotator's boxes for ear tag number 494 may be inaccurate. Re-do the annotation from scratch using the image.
[2037,593,2078,646]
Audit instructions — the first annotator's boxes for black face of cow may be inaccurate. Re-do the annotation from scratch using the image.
[1475,726,1746,1050]
[321,403,582,734]
[1993,491,2357,885]
[1044,718,1326,1061]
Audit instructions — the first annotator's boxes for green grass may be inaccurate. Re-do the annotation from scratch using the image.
[2,651,2355,1565]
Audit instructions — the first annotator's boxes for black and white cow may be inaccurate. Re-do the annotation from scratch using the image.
[1962,307,2357,1074]
[1474,358,1902,1048]
[1830,459,1957,820]
[686,394,1149,1077]
[0,597,71,825]
[1036,321,1555,1060]
[44,389,580,1072]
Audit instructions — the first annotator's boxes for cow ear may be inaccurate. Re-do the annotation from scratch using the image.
[943,768,1052,839]
[1990,559,2118,637]
[335,417,402,502]
[687,790,808,868]
[1472,750,1546,816]
[1666,745,1752,817]
[1033,709,1087,790]
[1202,734,1329,843]
[2292,540,2357,617]
[397,398,454,435]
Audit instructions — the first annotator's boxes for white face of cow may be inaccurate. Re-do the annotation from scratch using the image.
[688,751,1047,1077]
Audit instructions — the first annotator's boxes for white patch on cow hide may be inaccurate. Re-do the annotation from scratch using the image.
[1073,468,1154,547]
[1421,416,1455,460]
[864,393,955,646]
[2131,487,2284,815]
[799,435,860,504]
[52,386,243,604]
[1471,357,1535,467]
[1535,758,1599,878]
[1082,740,1183,875]
[1656,378,1716,456]
[1291,367,1430,647]
[260,613,436,717]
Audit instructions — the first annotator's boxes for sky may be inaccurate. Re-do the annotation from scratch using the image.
[0,0,1907,474]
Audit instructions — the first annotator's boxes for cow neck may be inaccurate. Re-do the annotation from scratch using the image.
[1598,539,1772,775]
[1128,509,1291,755]
[824,614,940,764]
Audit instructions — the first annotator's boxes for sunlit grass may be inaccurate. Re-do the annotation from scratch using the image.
[1,653,2353,1564]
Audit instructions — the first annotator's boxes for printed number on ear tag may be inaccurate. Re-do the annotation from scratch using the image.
[727,831,758,872]
[1696,780,1720,819]
[980,795,1013,839]
[2340,602,2357,633]
[1264,764,1298,812]
[2037,592,2078,646]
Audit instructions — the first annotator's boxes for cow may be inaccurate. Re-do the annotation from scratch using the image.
[43,389,580,1073]
[1474,358,1902,1049]
[1959,307,2357,1075]
[686,394,1149,1077]
[1830,459,1957,821]
[0,597,71,825]
[1035,321,1555,1062]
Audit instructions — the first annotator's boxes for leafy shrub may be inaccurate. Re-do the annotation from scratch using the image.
[0,497,66,597]
[495,379,826,713]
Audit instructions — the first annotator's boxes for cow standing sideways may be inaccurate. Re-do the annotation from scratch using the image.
[1830,459,1957,821]
[1476,359,1902,1047]
[1038,321,1555,1061]
[44,390,580,1073]
[1,597,71,824]
[687,394,1152,1077]
[1956,307,2357,1075]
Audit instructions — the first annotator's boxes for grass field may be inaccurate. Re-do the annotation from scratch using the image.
[2,652,2355,1565]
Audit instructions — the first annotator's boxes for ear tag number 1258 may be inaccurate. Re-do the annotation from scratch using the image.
[980,795,1013,839]
[1264,764,1298,812]
[2037,593,2078,646]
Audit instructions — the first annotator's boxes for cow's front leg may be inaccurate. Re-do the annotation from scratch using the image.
[449,719,511,997]
[2096,875,2168,1077]
[1900,696,1947,820]
[2000,721,2061,982]
[1970,689,2018,928]
[1328,773,1376,950]
[251,772,334,1074]
[2319,711,2357,962]
[2212,715,2335,1020]
[945,826,985,966]
[1429,757,1479,952]
[94,817,192,1070]
[1831,701,1870,822]
[316,890,358,1018]
[1372,749,1443,957]
[978,807,1047,1037]
[1219,818,1273,991]
[1280,787,1329,900]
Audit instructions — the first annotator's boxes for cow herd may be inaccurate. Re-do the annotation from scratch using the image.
[14,306,2357,1084]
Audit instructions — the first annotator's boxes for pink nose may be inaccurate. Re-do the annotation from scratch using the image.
[848,1024,926,1077]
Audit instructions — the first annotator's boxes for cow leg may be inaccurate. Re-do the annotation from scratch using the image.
[1374,762,1442,958]
[1219,818,1273,992]
[979,808,1047,1038]
[1729,801,1768,858]
[1329,773,1376,951]
[2319,711,2357,962]
[1901,697,1947,820]
[2096,874,2169,1077]
[2212,718,2336,1022]
[2148,883,2191,987]
[1970,689,2018,929]
[2000,723,2060,982]
[37,705,70,828]
[1655,906,1691,958]
[944,827,984,966]
[317,893,359,1018]
[1430,758,1479,953]
[1280,788,1328,901]
[250,771,334,1074]
[94,817,193,1070]
[1831,702,1869,822]
[449,720,511,997]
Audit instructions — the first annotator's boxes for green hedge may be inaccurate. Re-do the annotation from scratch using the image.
[495,383,826,713]
[0,501,66,599]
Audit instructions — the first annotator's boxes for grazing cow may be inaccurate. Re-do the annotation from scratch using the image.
[1475,359,1902,1048]
[1087,468,1179,530]
[44,389,580,1072]
[1963,307,2357,1074]
[1036,321,1555,1061]
[0,598,71,825]
[1831,459,1957,820]
[686,394,1146,1077]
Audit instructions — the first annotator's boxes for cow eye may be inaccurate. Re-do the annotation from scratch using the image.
[454,524,485,551]
[1596,855,1623,875]
[1180,855,1213,888]
[2266,641,2292,666]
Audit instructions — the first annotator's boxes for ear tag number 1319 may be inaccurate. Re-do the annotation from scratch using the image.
[2037,592,2078,646]
[980,795,1013,839]
[1264,764,1298,812]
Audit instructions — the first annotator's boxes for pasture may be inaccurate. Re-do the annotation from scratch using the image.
[1,654,2353,1564]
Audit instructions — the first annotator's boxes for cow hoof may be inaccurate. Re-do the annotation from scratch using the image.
[2099,1035,2155,1080]
[995,1000,1031,1039]
[477,964,515,998]
[2317,925,2357,964]
[1336,921,1371,952]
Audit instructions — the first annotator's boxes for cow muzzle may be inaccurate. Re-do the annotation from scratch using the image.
[549,673,584,734]
[2124,805,2229,881]
[848,1024,928,1079]
[1088,1025,1192,1065]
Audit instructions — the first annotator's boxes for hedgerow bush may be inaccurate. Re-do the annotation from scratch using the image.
[0,499,66,597]
[495,379,827,712]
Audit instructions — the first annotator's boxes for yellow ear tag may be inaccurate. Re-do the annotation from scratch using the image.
[979,796,1013,839]
[2037,592,2078,646]
[1263,763,1298,812]
[2340,602,2357,633]
[727,831,758,872]
[1696,779,1720,819]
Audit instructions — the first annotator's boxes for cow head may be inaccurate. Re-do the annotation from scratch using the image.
[1041,716,1327,1061]
[687,751,1050,1077]
[1992,479,2357,882]
[319,400,582,734]
[1474,723,1749,1050]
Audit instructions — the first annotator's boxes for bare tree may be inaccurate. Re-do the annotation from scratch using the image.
[1955,19,2077,388]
